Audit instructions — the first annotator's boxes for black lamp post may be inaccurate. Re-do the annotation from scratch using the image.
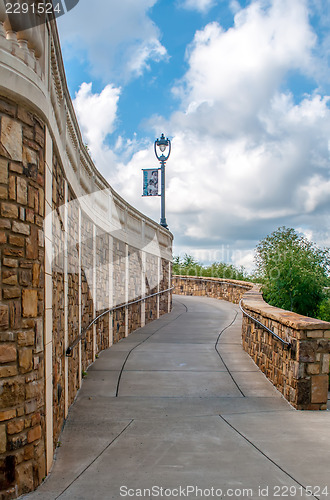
[154,133,171,229]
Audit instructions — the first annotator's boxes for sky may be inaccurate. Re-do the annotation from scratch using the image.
[56,0,330,271]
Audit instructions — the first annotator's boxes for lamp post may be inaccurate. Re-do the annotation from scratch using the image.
[154,133,171,229]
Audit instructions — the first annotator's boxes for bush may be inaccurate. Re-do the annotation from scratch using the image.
[172,254,250,281]
[255,227,330,317]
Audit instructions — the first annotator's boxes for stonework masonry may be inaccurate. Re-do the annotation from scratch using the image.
[173,276,330,411]
[0,8,172,498]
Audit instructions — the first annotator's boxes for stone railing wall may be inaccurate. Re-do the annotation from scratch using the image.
[0,7,172,498]
[172,275,253,303]
[172,276,330,411]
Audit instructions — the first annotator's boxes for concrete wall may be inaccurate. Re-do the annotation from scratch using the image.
[173,276,330,410]
[0,11,172,498]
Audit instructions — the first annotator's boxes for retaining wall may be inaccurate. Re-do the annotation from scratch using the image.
[172,276,330,410]
[0,9,172,498]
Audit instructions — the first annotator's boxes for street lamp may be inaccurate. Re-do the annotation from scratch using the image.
[154,133,171,229]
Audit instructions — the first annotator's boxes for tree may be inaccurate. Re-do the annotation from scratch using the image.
[255,227,330,317]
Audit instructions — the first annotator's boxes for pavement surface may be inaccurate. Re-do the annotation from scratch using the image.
[24,295,330,500]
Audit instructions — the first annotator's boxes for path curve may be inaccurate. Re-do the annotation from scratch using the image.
[24,296,330,500]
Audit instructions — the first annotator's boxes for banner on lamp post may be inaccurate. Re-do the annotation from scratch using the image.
[142,169,160,196]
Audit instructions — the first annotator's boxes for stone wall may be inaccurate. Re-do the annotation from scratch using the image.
[241,288,330,410]
[0,8,173,498]
[0,98,46,497]
[173,276,330,410]
[172,275,253,303]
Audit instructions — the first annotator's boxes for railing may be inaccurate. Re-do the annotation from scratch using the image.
[239,299,291,349]
[66,287,174,356]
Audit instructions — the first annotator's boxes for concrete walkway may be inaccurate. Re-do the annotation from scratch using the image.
[24,296,330,500]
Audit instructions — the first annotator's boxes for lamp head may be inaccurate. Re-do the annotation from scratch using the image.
[155,133,171,161]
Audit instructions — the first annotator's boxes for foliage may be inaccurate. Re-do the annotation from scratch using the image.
[255,227,330,318]
[172,254,250,281]
[317,293,330,322]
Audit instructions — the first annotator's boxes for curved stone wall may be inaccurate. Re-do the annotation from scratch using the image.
[173,276,330,411]
[0,8,172,498]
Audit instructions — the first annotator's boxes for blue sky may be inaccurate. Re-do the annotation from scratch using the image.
[57,0,330,270]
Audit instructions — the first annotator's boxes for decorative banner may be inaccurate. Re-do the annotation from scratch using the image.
[142,169,159,196]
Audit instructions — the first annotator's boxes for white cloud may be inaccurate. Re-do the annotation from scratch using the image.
[113,0,330,264]
[179,0,216,13]
[57,0,167,82]
[73,82,121,176]
[70,0,330,269]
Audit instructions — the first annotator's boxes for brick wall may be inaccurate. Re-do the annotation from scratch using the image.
[0,97,46,497]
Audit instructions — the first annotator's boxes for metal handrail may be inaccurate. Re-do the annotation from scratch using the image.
[239,299,291,348]
[66,286,174,356]
[173,275,251,290]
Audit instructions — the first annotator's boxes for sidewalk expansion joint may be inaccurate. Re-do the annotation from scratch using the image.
[54,419,134,499]
[219,415,320,500]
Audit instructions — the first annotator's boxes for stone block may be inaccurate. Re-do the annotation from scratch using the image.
[0,158,8,184]
[19,206,26,221]
[0,379,25,408]
[0,185,7,199]
[298,341,316,362]
[3,247,24,257]
[25,380,42,400]
[27,425,41,443]
[24,444,34,460]
[7,419,24,435]
[9,300,21,329]
[32,263,40,287]
[0,98,16,117]
[19,269,33,286]
[35,319,43,353]
[321,353,330,374]
[0,116,23,161]
[311,375,329,404]
[296,379,311,405]
[3,258,18,268]
[2,270,17,285]
[17,330,35,347]
[0,409,16,422]
[23,146,38,169]
[307,363,320,375]
[1,202,18,218]
[18,349,33,373]
[9,163,23,174]
[12,221,30,235]
[17,108,34,126]
[8,175,16,200]
[0,344,17,363]
[26,226,38,259]
[0,304,9,328]
[0,365,18,378]
[9,235,24,247]
[17,177,27,205]
[25,399,37,415]
[3,287,21,299]
[307,329,324,338]
[35,125,44,147]
[15,461,33,494]
[22,289,38,317]
[0,424,6,453]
